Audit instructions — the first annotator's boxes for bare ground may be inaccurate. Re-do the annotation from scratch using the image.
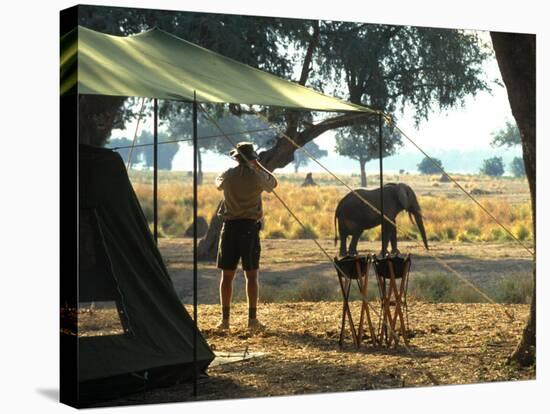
[84,238,535,407]
[86,301,533,407]
[159,239,534,303]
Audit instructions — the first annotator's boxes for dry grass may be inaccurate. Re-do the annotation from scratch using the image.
[129,171,532,243]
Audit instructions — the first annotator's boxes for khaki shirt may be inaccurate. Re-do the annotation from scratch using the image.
[215,163,277,221]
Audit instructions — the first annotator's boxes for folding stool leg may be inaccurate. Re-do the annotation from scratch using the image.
[356,272,366,345]
[357,260,377,346]
[386,263,399,347]
[338,275,358,348]
[381,277,392,347]
[389,275,407,346]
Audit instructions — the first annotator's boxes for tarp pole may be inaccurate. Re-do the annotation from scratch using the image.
[153,98,159,243]
[192,92,198,397]
[378,113,384,255]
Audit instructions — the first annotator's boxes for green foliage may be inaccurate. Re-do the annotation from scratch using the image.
[335,122,403,186]
[480,156,504,177]
[491,120,521,148]
[510,156,526,177]
[79,6,491,170]
[513,223,531,241]
[335,123,403,162]
[410,273,453,302]
[319,23,490,122]
[417,157,443,174]
[408,272,532,304]
[291,277,338,302]
[410,273,490,303]
[495,276,533,304]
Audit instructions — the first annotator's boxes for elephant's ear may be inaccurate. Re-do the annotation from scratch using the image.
[397,183,410,210]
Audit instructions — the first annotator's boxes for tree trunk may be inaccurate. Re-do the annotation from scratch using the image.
[359,158,367,187]
[197,200,224,261]
[258,112,370,171]
[490,32,536,366]
[198,147,204,185]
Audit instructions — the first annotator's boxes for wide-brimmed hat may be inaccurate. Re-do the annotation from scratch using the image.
[229,142,258,161]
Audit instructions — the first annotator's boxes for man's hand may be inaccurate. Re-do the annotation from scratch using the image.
[249,158,278,191]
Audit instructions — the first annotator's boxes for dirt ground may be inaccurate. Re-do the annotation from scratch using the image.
[87,300,533,407]
[81,237,534,407]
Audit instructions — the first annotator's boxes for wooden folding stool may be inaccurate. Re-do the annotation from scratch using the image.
[334,255,377,348]
[374,254,412,347]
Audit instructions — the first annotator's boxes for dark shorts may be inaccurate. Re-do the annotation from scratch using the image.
[217,219,261,271]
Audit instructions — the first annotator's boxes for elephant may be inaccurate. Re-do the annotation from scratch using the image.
[334,183,429,256]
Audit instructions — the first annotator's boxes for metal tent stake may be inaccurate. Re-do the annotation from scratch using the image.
[192,92,198,397]
[153,98,159,243]
[378,113,384,255]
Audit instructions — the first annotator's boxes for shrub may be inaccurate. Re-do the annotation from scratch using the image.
[265,229,288,239]
[513,223,531,241]
[510,157,526,177]
[465,226,481,236]
[450,284,487,303]
[160,204,179,221]
[410,273,452,302]
[418,157,443,175]
[480,156,505,177]
[290,223,319,239]
[457,231,472,242]
[259,285,283,303]
[292,277,337,302]
[162,219,186,237]
[495,275,533,304]
[442,227,456,240]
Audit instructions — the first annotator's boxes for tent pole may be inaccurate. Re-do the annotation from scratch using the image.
[192,92,198,397]
[153,98,159,244]
[378,113,384,255]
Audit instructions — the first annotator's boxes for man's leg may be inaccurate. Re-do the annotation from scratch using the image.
[244,269,258,311]
[244,269,264,330]
[218,269,236,329]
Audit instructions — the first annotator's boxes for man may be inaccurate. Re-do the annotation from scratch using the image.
[215,142,277,331]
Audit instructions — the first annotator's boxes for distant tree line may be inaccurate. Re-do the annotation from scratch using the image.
[107,132,178,170]
[414,120,526,178]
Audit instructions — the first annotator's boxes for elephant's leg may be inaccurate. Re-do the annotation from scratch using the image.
[390,227,400,255]
[348,232,361,256]
[339,232,348,257]
[380,226,391,256]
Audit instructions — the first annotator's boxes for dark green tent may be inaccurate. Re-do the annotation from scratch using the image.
[67,145,214,404]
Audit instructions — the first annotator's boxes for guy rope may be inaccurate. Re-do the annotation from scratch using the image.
[198,104,441,385]
[252,109,528,321]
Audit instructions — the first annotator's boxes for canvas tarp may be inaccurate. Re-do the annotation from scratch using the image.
[61,26,375,113]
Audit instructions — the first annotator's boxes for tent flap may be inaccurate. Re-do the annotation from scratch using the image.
[61,26,375,113]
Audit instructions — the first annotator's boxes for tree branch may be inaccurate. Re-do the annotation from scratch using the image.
[258,112,374,171]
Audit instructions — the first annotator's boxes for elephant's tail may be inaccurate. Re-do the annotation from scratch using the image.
[334,208,338,247]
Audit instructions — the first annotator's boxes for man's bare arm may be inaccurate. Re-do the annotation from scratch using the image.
[250,160,277,192]
[215,171,226,190]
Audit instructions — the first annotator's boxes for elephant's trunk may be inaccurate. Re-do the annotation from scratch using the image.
[411,210,429,250]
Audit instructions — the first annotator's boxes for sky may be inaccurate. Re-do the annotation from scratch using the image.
[110,30,518,175]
